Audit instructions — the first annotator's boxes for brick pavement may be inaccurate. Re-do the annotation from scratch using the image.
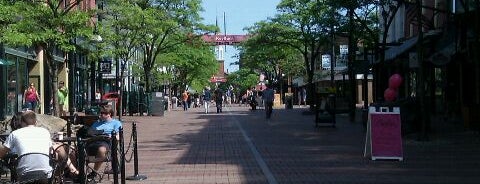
[108,105,480,184]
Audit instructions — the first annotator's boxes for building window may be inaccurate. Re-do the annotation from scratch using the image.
[5,54,28,115]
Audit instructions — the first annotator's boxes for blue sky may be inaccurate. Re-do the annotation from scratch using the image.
[200,0,281,73]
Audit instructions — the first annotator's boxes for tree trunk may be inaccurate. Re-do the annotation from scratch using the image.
[304,53,315,111]
[41,45,58,116]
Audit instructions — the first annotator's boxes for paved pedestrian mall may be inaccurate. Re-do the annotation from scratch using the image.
[114,106,480,184]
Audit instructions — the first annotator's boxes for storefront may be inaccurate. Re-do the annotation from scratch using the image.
[0,45,68,117]
[1,47,38,116]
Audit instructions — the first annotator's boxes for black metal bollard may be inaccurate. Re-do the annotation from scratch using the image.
[111,131,119,184]
[119,127,126,184]
[77,137,86,184]
[126,122,147,180]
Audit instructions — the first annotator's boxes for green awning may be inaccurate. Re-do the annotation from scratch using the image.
[0,58,14,66]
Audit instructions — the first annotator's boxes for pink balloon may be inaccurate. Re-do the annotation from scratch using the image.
[388,74,403,89]
[384,88,397,102]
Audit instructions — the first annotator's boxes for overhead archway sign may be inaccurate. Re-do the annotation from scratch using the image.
[202,35,249,45]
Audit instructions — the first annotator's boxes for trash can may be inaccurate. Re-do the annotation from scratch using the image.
[285,93,293,109]
[326,94,336,114]
[150,92,165,116]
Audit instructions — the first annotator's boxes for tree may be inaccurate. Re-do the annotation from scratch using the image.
[135,0,216,93]
[101,0,145,119]
[325,0,379,121]
[241,0,332,110]
[0,0,94,115]
[225,68,259,97]
[239,27,304,77]
[238,25,305,95]
[160,39,218,93]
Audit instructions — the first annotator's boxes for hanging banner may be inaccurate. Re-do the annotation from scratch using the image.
[364,106,403,161]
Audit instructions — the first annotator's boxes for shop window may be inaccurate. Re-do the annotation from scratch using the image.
[5,54,27,115]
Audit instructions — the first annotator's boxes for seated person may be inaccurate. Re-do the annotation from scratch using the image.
[1,111,79,183]
[86,105,122,179]
[0,110,52,183]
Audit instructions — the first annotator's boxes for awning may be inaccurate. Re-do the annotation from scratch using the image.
[314,73,349,83]
[0,58,14,66]
[384,36,418,61]
[377,30,442,63]
[427,26,458,66]
[428,42,457,66]
[292,77,306,87]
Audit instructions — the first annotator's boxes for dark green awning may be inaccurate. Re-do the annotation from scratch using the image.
[0,58,14,66]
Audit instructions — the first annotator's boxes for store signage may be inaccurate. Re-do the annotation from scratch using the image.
[364,106,403,161]
[100,59,112,74]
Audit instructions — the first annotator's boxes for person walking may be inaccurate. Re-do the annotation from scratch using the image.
[171,95,178,109]
[249,87,258,110]
[203,87,212,114]
[57,81,68,116]
[262,84,275,119]
[23,83,40,112]
[95,90,102,103]
[214,88,223,113]
[302,87,307,106]
[182,90,189,111]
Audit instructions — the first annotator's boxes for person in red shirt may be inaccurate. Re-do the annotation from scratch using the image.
[23,83,40,112]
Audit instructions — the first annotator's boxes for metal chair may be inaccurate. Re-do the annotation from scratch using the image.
[79,135,115,183]
[50,142,80,184]
[15,152,53,184]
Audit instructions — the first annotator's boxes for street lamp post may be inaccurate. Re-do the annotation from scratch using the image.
[90,52,96,104]
[330,25,336,89]
[67,39,76,137]
[127,61,131,115]
[0,44,6,121]
[97,56,103,97]
[280,73,285,104]
[96,0,104,102]
[118,60,127,120]
[91,34,102,106]
[116,58,120,93]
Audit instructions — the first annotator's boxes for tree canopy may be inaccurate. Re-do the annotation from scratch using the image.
[0,0,94,115]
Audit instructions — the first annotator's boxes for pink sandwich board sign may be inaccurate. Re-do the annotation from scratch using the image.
[364,106,403,161]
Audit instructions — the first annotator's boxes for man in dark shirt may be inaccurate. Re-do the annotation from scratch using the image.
[262,84,275,119]
[214,88,223,113]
